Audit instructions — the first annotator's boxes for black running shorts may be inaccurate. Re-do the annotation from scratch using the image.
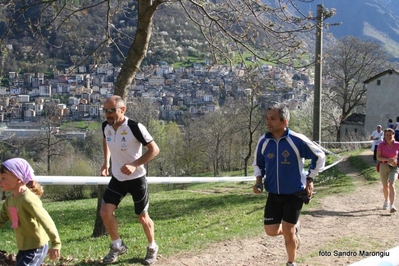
[264,192,304,225]
[103,176,149,215]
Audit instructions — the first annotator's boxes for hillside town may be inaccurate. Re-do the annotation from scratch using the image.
[0,61,314,138]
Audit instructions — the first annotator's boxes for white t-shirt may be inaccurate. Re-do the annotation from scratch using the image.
[103,117,153,181]
[370,130,383,150]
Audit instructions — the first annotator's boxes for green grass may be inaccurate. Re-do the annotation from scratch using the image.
[347,150,379,182]
[60,121,100,131]
[0,151,374,265]
[1,182,265,265]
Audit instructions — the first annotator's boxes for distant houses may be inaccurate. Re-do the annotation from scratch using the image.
[0,61,314,139]
[7,61,314,121]
[4,63,398,143]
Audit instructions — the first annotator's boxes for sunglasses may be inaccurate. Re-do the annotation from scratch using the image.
[103,108,118,114]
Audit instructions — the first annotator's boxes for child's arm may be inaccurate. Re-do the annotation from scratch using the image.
[26,197,62,253]
[0,199,10,228]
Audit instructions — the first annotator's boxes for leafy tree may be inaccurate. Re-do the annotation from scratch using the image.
[290,91,341,142]
[323,36,391,141]
[150,120,184,177]
[227,68,270,176]
[44,154,96,201]
[197,110,239,177]
[72,127,104,164]
[179,114,209,176]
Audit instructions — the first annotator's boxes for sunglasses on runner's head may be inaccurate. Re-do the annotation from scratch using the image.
[103,108,118,114]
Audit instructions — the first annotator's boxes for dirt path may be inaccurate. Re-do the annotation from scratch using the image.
[157,150,399,266]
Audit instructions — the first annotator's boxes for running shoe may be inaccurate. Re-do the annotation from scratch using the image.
[143,244,159,265]
[103,241,128,264]
[383,200,389,210]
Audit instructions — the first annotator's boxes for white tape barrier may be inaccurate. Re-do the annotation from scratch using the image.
[313,141,344,172]
[320,141,373,144]
[321,157,343,172]
[34,143,345,185]
[348,246,399,266]
[35,176,255,185]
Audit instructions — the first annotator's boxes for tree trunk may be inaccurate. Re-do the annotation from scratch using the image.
[92,185,107,237]
[336,124,341,142]
[113,0,156,99]
[244,131,254,177]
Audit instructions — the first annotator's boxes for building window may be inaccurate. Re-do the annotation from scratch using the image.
[354,129,358,133]
[377,80,381,85]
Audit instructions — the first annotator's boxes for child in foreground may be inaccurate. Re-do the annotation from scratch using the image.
[0,158,61,265]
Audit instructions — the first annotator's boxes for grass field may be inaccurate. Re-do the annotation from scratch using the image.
[0,150,378,265]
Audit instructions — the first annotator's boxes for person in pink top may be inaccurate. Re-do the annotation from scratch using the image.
[377,128,399,213]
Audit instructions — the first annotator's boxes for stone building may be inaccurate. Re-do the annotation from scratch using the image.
[364,69,399,134]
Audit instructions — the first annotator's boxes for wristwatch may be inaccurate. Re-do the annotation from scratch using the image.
[306,177,314,183]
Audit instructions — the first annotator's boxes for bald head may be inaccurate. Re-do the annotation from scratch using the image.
[105,95,125,108]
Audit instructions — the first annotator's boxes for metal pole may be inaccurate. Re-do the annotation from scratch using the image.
[313,4,323,143]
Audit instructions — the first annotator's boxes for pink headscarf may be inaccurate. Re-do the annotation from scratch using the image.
[2,158,35,184]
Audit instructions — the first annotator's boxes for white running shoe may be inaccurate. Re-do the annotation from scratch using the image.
[383,200,389,210]
[144,244,159,265]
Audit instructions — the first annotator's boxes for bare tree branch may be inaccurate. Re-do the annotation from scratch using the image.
[323,36,391,140]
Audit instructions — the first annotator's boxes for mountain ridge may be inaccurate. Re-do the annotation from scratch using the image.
[294,0,399,59]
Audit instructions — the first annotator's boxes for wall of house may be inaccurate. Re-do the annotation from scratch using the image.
[365,71,399,134]
[340,124,367,141]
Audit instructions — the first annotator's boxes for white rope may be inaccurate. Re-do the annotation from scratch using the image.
[35,176,255,185]
[34,142,367,185]
[321,141,372,144]
[313,141,344,172]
